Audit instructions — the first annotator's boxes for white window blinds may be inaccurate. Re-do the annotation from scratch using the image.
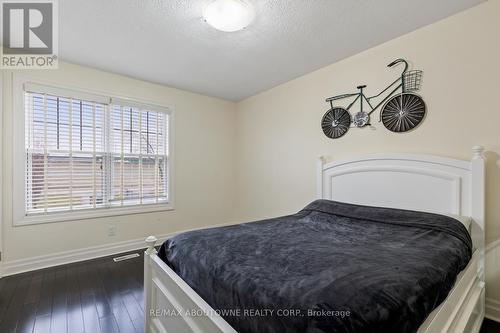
[24,88,169,216]
[109,104,169,206]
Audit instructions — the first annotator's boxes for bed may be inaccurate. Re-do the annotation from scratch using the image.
[143,147,486,333]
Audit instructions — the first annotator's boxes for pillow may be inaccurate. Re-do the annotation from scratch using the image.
[422,209,471,232]
[444,214,472,233]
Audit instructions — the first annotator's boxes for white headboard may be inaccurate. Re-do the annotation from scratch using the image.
[316,146,486,277]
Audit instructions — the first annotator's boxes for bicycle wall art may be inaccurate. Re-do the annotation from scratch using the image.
[321,58,426,139]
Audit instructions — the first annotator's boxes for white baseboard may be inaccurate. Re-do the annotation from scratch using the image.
[486,297,500,323]
[1,234,171,277]
[0,221,238,277]
[486,238,500,253]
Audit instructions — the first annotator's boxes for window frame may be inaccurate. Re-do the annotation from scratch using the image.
[12,75,174,226]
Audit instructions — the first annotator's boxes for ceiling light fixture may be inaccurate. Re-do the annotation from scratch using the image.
[203,0,255,32]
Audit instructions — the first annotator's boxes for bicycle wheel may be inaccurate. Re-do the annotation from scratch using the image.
[321,107,351,139]
[381,93,426,133]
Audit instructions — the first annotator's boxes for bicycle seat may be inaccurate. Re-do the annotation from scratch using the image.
[357,85,367,89]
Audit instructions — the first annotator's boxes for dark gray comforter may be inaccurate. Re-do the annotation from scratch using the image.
[158,200,472,333]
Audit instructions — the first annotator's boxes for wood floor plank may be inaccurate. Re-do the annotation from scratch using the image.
[0,272,33,332]
[66,265,84,333]
[77,264,94,297]
[133,288,144,312]
[122,292,143,323]
[111,302,137,333]
[36,270,55,317]
[92,280,113,318]
[81,293,102,333]
[0,276,7,322]
[86,259,113,319]
[0,275,20,325]
[24,272,43,305]
[66,301,84,332]
[95,260,122,311]
[132,318,145,333]
[16,302,37,333]
[50,266,68,333]
[99,261,123,309]
[481,319,500,333]
[33,314,51,333]
[49,308,67,333]
[98,315,120,333]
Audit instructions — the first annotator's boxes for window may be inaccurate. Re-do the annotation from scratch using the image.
[21,83,171,221]
[108,104,168,206]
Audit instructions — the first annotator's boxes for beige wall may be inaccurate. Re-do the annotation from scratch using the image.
[235,0,500,304]
[1,62,237,262]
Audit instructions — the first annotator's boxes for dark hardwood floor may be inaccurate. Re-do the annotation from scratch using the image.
[0,250,144,333]
[0,250,499,333]
[482,318,500,333]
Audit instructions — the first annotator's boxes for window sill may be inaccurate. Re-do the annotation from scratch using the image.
[13,203,174,226]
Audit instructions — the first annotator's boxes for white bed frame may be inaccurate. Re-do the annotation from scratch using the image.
[144,146,486,333]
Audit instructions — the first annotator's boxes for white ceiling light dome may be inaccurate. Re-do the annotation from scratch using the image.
[203,0,255,32]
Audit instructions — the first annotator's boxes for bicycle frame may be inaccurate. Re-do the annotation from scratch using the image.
[365,78,402,115]
[325,59,409,117]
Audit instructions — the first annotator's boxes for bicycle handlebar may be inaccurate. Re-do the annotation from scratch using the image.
[325,59,409,104]
[387,58,409,74]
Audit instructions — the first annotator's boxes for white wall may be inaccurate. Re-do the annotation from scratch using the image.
[1,62,237,264]
[235,0,500,318]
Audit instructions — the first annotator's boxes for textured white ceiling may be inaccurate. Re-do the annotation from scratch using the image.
[59,0,484,101]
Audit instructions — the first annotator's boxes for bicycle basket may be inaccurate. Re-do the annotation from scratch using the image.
[403,70,423,92]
